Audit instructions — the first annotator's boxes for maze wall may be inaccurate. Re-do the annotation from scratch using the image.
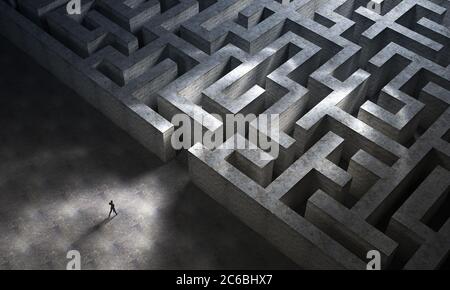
[1,0,449,269]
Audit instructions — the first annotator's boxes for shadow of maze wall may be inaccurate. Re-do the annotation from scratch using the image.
[1,0,449,269]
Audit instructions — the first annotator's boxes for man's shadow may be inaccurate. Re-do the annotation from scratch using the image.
[71,216,117,248]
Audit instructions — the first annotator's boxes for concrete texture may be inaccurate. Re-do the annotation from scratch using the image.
[0,0,449,269]
[0,36,298,270]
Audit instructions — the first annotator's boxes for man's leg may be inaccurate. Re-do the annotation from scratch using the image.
[109,208,112,218]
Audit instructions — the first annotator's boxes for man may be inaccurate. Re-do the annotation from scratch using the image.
[108,200,118,218]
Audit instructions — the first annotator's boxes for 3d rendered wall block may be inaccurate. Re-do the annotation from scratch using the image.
[1,0,449,269]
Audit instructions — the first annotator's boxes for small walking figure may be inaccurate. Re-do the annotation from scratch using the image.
[108,200,118,218]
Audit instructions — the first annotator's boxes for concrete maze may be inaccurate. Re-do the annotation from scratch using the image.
[0,0,449,269]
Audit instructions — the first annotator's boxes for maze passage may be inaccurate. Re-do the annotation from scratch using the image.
[0,0,449,269]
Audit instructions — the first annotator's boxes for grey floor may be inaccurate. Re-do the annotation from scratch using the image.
[0,37,298,270]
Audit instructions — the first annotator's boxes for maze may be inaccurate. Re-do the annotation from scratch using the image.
[1,0,449,269]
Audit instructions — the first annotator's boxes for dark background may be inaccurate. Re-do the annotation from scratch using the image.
[0,36,297,270]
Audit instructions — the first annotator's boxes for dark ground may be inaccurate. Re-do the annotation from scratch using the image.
[0,36,298,270]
